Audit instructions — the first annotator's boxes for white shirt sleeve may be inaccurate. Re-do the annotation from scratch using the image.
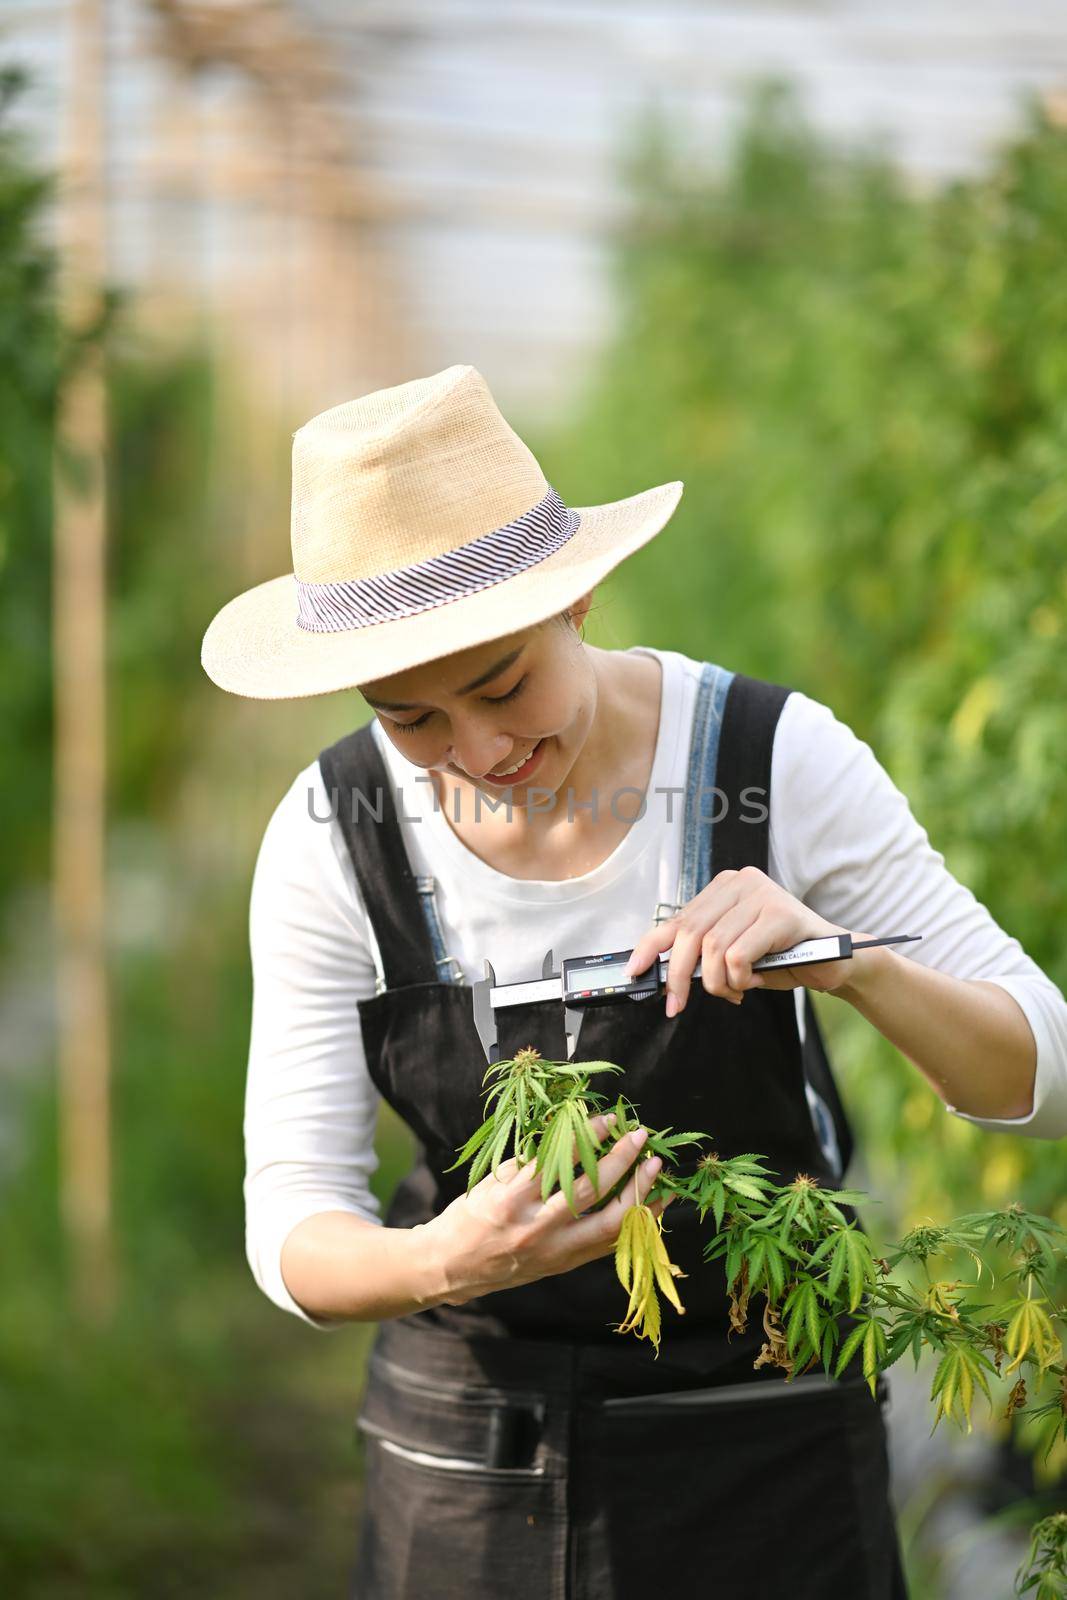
[769,691,1067,1140]
[244,762,385,1329]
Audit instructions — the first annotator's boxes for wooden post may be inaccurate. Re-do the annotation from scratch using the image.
[53,0,115,1322]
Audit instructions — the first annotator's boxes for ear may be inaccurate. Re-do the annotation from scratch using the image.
[568,589,595,631]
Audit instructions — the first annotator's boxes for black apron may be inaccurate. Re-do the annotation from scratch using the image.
[319,668,907,1600]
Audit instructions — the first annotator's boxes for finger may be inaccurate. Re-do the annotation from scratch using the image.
[722,907,799,992]
[569,1145,664,1247]
[543,1123,649,1218]
[567,1152,669,1258]
[662,873,748,1015]
[699,900,763,1004]
[511,1109,616,1194]
[632,1151,662,1209]
[626,868,742,979]
[573,1109,615,1161]
[615,1144,661,1216]
[625,920,680,979]
[661,920,704,1017]
[570,1110,616,1178]
[627,876,742,998]
[480,1114,620,1212]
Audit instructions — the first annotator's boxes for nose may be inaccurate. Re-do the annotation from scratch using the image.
[446,730,512,779]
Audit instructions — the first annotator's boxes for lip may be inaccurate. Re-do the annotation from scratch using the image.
[480,739,546,786]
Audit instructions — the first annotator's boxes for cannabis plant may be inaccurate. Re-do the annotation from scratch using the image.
[450,1045,1067,1592]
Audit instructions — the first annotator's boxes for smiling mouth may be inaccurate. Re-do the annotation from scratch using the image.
[476,739,545,784]
[490,745,537,777]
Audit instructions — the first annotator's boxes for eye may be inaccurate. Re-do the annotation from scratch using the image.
[387,675,528,737]
[485,675,527,706]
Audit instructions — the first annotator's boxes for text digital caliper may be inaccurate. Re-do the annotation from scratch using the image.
[472,934,921,1064]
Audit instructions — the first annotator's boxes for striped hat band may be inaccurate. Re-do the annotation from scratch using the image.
[295,485,580,633]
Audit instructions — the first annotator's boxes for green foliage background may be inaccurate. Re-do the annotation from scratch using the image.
[0,66,62,905]
[548,84,1067,1235]
[2,66,1065,1597]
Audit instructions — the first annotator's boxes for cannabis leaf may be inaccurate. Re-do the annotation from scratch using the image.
[808,1225,877,1313]
[536,1098,602,1212]
[928,1342,996,1434]
[613,1202,687,1356]
[1003,1293,1062,1376]
[834,1315,888,1398]
[1014,1512,1067,1596]
[453,1049,1067,1594]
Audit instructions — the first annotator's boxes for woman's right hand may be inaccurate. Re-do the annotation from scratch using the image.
[421,1114,674,1308]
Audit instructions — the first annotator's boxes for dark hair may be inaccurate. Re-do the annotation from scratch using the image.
[546,603,587,637]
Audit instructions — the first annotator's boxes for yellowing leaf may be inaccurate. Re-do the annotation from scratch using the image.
[614,1205,635,1293]
[1005,1298,1060,1376]
[612,1204,687,1355]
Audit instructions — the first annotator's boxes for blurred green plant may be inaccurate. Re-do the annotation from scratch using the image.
[546,82,1067,1242]
[0,898,408,1597]
[0,64,387,1592]
[0,66,72,906]
[107,334,228,823]
[5,47,1067,1594]
[0,63,229,919]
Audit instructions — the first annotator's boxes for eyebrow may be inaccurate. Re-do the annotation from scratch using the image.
[362,646,525,712]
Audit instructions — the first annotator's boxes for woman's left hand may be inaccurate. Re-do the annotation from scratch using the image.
[627,866,869,1014]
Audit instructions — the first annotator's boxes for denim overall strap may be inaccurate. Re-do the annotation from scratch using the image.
[676,661,735,909]
[672,665,793,910]
[414,875,465,986]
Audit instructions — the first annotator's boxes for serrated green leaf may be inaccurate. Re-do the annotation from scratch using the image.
[862,1318,885,1398]
[806,1283,824,1355]
[835,1318,869,1379]
[489,1115,515,1180]
[537,1111,568,1203]
[726,1177,774,1202]
[785,1281,813,1353]
[574,1114,600,1201]
[442,1116,496,1173]
[826,1233,848,1302]
[747,1237,767,1293]
[767,1241,787,1303]
[845,1230,874,1314]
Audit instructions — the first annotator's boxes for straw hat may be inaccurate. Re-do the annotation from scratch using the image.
[200,363,683,700]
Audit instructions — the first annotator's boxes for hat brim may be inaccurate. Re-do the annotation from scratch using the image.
[201,480,683,700]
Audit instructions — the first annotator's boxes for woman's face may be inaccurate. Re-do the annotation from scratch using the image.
[359,597,596,800]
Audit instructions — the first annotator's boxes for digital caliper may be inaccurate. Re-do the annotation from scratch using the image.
[472,935,921,1063]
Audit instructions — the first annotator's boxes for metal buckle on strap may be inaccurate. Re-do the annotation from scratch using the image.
[654,901,682,925]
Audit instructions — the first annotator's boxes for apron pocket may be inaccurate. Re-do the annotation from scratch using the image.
[575,1372,904,1600]
[351,1351,568,1600]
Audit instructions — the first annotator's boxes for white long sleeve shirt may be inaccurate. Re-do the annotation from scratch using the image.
[244,646,1067,1329]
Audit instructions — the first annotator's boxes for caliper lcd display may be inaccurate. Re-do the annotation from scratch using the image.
[562,950,659,1002]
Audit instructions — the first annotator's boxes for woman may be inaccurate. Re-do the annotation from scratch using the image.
[202,364,1067,1599]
